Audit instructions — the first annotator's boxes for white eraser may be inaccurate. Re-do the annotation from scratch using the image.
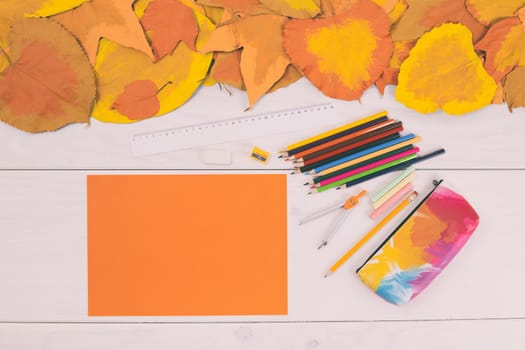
[199,149,233,165]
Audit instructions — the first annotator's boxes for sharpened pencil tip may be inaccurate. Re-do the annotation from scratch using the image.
[317,241,327,250]
[278,155,283,158]
[290,171,296,175]
[303,182,309,186]
[323,274,328,278]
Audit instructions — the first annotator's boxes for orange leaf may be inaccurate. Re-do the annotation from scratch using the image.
[0,18,95,133]
[503,66,525,111]
[258,0,321,18]
[194,0,271,15]
[284,0,393,100]
[466,0,525,26]
[268,64,303,92]
[112,80,161,120]
[141,0,199,60]
[52,0,153,64]
[201,14,290,108]
[475,16,525,85]
[210,50,245,90]
[376,40,415,95]
[391,0,487,43]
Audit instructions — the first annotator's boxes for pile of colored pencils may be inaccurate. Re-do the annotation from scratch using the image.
[279,111,445,194]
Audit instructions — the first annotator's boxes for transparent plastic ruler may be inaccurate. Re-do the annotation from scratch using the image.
[131,102,338,156]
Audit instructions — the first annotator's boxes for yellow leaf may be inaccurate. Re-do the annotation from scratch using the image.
[396,23,497,115]
[25,0,89,17]
[503,66,525,111]
[259,0,321,18]
[93,12,213,123]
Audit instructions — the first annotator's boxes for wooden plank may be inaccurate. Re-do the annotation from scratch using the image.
[0,169,522,321]
[1,320,524,350]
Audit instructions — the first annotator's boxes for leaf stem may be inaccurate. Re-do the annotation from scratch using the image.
[157,81,172,94]
[0,46,11,65]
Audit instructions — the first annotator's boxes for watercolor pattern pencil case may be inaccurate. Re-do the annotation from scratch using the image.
[356,180,479,305]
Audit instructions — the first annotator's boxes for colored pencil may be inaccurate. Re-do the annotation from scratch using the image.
[297,123,404,166]
[290,119,400,160]
[314,147,419,188]
[369,182,414,220]
[312,139,419,176]
[304,134,419,175]
[294,133,402,174]
[307,145,415,186]
[334,148,446,190]
[312,154,418,193]
[325,191,419,277]
[281,111,388,156]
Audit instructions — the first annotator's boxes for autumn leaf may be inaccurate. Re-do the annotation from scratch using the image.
[391,0,487,43]
[93,8,214,124]
[503,66,525,111]
[0,18,95,133]
[201,14,290,108]
[52,0,153,64]
[284,0,392,100]
[475,15,525,86]
[194,0,271,15]
[268,65,303,92]
[0,0,88,51]
[140,0,199,60]
[321,0,406,23]
[466,0,525,26]
[396,23,497,115]
[112,80,162,120]
[202,5,226,24]
[376,40,415,94]
[209,50,245,89]
[258,0,321,18]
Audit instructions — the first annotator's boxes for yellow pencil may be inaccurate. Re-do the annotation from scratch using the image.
[280,111,388,153]
[324,191,419,277]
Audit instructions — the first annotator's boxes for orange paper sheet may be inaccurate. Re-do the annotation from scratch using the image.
[87,174,288,316]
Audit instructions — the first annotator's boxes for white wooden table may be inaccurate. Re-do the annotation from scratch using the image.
[1,79,524,349]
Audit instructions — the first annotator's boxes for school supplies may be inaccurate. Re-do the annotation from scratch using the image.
[132,103,338,156]
[372,171,416,209]
[357,180,480,305]
[299,190,367,249]
[370,167,414,203]
[325,191,418,277]
[369,182,414,220]
[87,174,288,316]
[250,146,270,163]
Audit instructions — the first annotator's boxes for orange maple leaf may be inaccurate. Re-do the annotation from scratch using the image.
[112,80,162,120]
[0,18,95,133]
[284,0,393,100]
[52,0,153,64]
[200,14,290,108]
[141,0,199,60]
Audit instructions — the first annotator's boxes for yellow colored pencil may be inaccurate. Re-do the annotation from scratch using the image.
[313,136,422,176]
[324,191,419,277]
[281,111,388,153]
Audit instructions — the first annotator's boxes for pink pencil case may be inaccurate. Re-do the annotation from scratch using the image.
[356,180,479,305]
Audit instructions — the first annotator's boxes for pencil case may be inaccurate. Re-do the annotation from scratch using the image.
[356,180,479,305]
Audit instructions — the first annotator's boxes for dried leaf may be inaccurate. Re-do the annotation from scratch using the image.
[391,0,487,43]
[475,16,525,85]
[0,18,95,132]
[52,0,153,64]
[93,9,214,123]
[209,50,245,90]
[112,80,161,120]
[503,66,525,111]
[258,0,321,18]
[396,23,497,115]
[321,0,406,23]
[268,65,303,92]
[466,0,525,26]
[202,5,226,24]
[194,0,271,15]
[201,14,290,108]
[284,0,393,100]
[376,40,415,94]
[0,0,87,48]
[141,0,199,60]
